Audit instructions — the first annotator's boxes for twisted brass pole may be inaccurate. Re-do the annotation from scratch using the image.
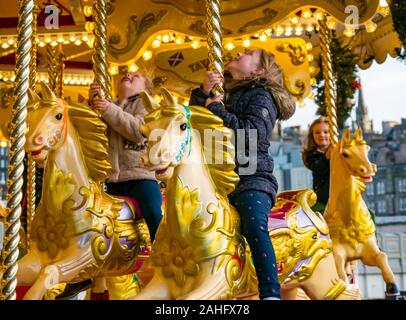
[92,0,111,100]
[26,0,38,252]
[47,44,58,92]
[56,46,65,98]
[1,0,33,300]
[29,0,38,89]
[319,15,339,145]
[205,0,224,100]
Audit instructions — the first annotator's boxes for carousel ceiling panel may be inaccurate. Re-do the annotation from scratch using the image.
[105,0,381,62]
[137,38,312,102]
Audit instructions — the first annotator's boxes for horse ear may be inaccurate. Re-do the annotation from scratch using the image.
[40,81,57,102]
[354,127,363,141]
[160,87,177,108]
[140,91,160,113]
[342,128,351,143]
[27,88,41,104]
[337,140,343,154]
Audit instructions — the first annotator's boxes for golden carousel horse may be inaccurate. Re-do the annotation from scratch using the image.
[1,83,150,300]
[325,128,400,296]
[134,87,360,300]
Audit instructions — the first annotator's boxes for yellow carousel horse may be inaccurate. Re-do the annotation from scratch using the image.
[3,82,149,299]
[135,87,360,300]
[325,128,400,296]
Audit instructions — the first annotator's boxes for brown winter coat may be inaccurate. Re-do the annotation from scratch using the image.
[101,95,156,183]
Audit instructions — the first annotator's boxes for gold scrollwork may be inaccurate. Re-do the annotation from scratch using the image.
[189,20,232,36]
[283,75,306,100]
[108,10,167,58]
[276,42,306,65]
[238,8,278,33]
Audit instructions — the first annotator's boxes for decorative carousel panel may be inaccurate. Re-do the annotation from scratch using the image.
[105,0,381,62]
[134,38,312,101]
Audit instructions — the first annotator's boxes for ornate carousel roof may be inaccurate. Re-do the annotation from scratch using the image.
[0,0,402,103]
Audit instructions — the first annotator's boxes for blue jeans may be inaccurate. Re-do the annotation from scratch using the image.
[230,191,281,299]
[106,179,163,242]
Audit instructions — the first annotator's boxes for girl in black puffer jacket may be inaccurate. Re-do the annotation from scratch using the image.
[190,49,295,300]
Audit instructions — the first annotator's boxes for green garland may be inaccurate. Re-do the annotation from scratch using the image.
[314,37,358,129]
[390,0,406,61]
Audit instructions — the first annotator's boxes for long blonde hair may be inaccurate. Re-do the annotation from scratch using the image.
[225,50,295,120]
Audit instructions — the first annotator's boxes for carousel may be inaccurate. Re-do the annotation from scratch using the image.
[0,0,404,300]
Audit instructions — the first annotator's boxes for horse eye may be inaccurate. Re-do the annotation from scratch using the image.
[180,123,187,131]
[343,153,350,158]
[55,113,63,120]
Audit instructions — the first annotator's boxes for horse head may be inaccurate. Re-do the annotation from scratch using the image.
[25,82,67,164]
[336,128,377,184]
[139,87,193,181]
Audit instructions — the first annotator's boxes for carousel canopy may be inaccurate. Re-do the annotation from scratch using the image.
[0,0,402,102]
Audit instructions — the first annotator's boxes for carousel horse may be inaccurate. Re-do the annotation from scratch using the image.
[324,128,399,296]
[2,82,150,300]
[134,87,360,300]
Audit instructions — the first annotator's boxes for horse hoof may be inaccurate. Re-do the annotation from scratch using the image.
[385,283,400,298]
[55,279,93,300]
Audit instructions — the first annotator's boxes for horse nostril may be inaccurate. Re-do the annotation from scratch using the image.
[161,151,170,162]
[360,166,366,173]
[35,135,44,144]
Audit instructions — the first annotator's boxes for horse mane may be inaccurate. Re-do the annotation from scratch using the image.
[67,101,111,183]
[188,105,240,196]
[146,104,239,196]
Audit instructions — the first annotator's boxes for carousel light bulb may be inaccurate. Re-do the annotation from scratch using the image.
[152,39,161,48]
[51,40,58,47]
[70,36,76,42]
[162,34,170,43]
[379,0,388,7]
[306,24,315,32]
[38,41,46,47]
[45,37,52,43]
[85,21,95,32]
[306,42,313,51]
[57,36,64,43]
[326,18,336,30]
[143,50,152,61]
[302,9,312,19]
[290,16,299,24]
[1,43,9,49]
[129,64,139,72]
[191,40,200,49]
[295,26,304,36]
[344,26,356,37]
[275,26,284,36]
[74,39,82,46]
[7,38,14,45]
[10,75,15,81]
[63,40,70,45]
[285,27,293,36]
[175,37,184,45]
[108,65,119,75]
[265,29,272,35]
[259,33,267,42]
[242,38,251,47]
[365,21,377,33]
[307,54,314,62]
[83,6,93,17]
[81,35,89,42]
[225,41,235,50]
[156,35,162,40]
[313,11,325,20]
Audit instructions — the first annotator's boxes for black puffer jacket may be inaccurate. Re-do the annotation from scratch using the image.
[190,83,279,203]
[302,149,330,204]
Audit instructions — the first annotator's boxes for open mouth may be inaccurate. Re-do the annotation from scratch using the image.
[360,175,373,183]
[30,146,48,157]
[121,77,131,83]
[156,166,170,175]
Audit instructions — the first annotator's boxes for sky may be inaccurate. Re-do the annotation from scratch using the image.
[282,57,406,133]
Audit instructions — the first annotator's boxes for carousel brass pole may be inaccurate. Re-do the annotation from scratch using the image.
[1,0,33,300]
[47,44,58,91]
[92,0,111,100]
[205,0,224,102]
[56,46,65,98]
[319,15,339,145]
[26,0,38,251]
